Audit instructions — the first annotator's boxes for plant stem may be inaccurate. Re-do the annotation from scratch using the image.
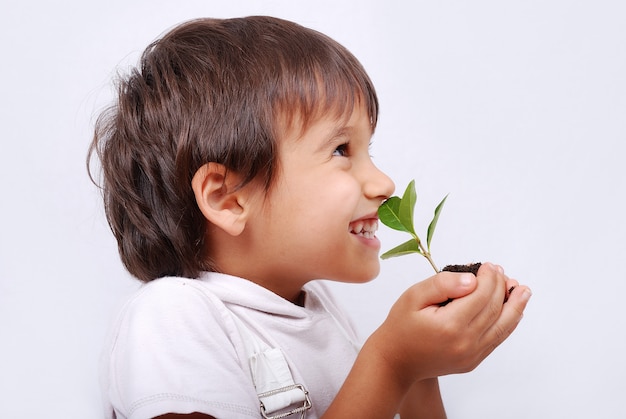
[423,252,440,273]
[415,237,440,273]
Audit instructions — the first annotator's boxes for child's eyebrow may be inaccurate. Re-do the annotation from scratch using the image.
[320,125,352,150]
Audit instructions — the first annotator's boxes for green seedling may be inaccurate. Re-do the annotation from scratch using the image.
[377,180,448,274]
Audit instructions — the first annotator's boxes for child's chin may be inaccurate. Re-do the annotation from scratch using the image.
[348,269,380,284]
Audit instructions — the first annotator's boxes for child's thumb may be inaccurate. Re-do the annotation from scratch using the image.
[412,272,477,308]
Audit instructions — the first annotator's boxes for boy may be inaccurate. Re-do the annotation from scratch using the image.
[90,16,531,419]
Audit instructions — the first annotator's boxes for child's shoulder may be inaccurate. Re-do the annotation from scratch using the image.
[113,272,300,325]
[102,275,262,417]
[110,275,234,338]
[125,275,221,312]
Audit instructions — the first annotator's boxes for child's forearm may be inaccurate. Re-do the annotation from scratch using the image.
[323,350,446,419]
[398,378,446,419]
[321,331,418,419]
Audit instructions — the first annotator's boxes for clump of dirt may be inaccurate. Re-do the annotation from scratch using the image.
[441,262,482,275]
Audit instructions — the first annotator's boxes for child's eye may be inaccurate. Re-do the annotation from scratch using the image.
[332,143,349,157]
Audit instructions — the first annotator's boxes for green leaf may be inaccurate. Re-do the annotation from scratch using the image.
[380,238,422,260]
[398,180,417,235]
[378,197,409,232]
[426,194,448,252]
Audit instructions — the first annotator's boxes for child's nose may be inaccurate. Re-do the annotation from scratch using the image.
[364,164,395,200]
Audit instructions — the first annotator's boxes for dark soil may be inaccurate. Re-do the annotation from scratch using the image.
[441,262,482,275]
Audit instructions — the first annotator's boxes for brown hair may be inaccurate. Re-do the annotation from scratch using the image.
[88,16,379,281]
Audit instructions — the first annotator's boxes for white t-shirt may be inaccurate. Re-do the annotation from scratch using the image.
[101,272,361,419]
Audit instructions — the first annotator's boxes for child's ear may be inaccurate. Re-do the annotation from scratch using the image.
[191,163,250,236]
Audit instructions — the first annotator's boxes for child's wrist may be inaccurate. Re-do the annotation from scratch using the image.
[363,326,419,391]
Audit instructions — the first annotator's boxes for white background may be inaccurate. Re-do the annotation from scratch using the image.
[2,1,625,418]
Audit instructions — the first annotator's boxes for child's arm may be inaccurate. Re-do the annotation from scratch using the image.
[398,378,446,419]
[322,262,531,418]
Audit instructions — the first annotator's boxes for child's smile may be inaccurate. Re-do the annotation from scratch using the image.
[348,217,379,240]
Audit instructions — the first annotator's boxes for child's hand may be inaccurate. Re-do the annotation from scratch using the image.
[370,262,531,386]
[325,263,530,417]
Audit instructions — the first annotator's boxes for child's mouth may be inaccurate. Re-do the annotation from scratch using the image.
[349,219,378,239]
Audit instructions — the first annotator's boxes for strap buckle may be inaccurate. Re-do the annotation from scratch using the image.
[259,384,312,419]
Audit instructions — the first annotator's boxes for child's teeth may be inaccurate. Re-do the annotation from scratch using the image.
[350,220,378,236]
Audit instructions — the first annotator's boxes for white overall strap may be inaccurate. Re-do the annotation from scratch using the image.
[229,311,312,419]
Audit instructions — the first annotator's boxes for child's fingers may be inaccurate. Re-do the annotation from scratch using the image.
[468,263,509,325]
[440,264,531,372]
[504,277,519,302]
[505,278,520,290]
[445,262,505,325]
[410,271,478,309]
[478,285,532,354]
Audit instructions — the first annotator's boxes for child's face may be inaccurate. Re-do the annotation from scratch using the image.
[243,104,395,297]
